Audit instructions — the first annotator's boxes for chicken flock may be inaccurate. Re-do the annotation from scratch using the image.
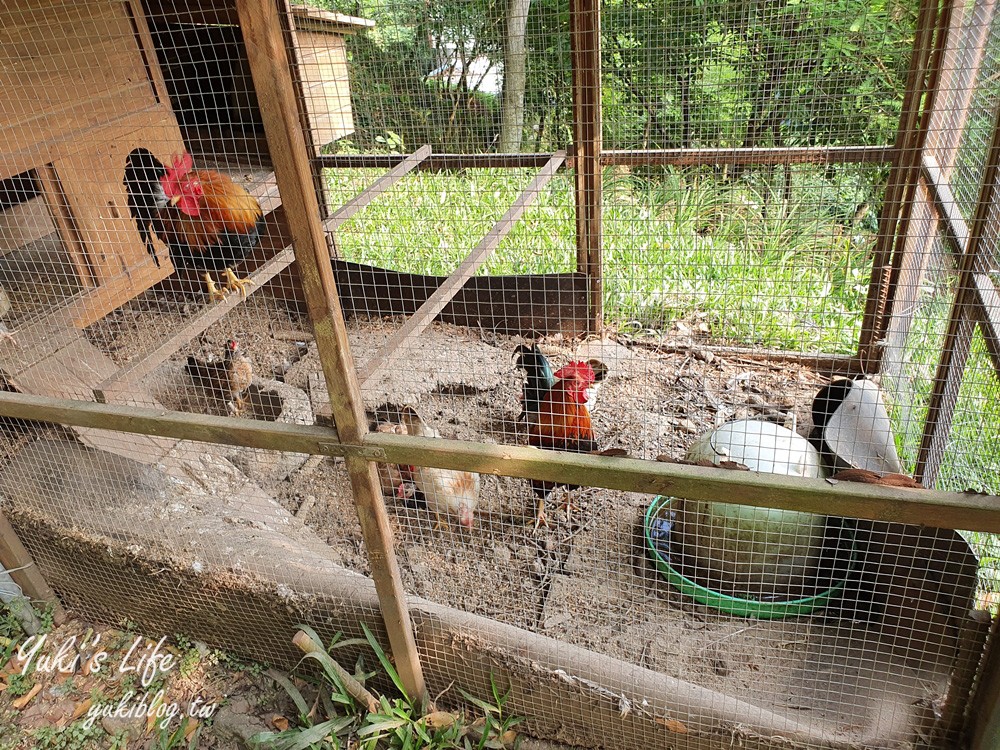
[112,150,917,533]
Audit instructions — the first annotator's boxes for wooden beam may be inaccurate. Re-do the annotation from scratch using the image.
[922,154,970,251]
[236,0,426,707]
[859,0,951,370]
[317,152,562,170]
[332,260,590,336]
[570,0,602,334]
[357,152,566,385]
[0,391,997,533]
[971,613,1000,750]
[916,69,1000,486]
[973,272,1000,370]
[317,147,894,171]
[601,145,893,167]
[34,164,94,289]
[0,508,65,624]
[93,247,296,403]
[921,157,1000,377]
[324,144,431,232]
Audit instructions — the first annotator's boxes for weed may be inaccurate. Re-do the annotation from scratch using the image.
[6,672,32,698]
[252,624,522,750]
[30,720,104,750]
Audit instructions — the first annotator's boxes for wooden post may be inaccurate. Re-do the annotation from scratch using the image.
[236,0,426,707]
[858,0,950,370]
[879,0,987,390]
[910,0,998,486]
[0,509,65,624]
[916,72,1000,485]
[971,612,1000,749]
[570,0,602,334]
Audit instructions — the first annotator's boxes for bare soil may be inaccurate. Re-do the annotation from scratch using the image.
[4,283,949,745]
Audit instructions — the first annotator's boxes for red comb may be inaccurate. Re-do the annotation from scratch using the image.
[554,361,596,383]
[170,152,193,175]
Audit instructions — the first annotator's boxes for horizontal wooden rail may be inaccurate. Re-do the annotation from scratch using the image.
[0,391,996,533]
[601,145,895,167]
[317,152,561,170]
[317,146,892,171]
[357,151,567,385]
[324,144,432,232]
[93,247,297,403]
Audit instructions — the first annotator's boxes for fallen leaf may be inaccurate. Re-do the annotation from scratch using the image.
[655,717,689,734]
[146,692,164,734]
[11,682,42,710]
[82,652,102,676]
[184,718,200,741]
[71,699,93,721]
[272,715,290,731]
[422,711,459,729]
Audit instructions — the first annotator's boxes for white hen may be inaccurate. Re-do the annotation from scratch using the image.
[399,406,480,529]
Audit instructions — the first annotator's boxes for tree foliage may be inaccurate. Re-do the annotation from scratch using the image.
[316,0,916,155]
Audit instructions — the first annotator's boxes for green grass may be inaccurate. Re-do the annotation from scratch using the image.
[325,165,874,354]
[254,625,521,750]
[323,159,998,534]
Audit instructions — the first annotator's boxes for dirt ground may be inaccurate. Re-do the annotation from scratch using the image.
[0,614,285,749]
[2,284,952,745]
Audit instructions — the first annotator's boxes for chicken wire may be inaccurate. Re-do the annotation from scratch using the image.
[0,0,998,748]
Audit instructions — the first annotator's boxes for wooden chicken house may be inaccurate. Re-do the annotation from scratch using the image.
[0,0,370,448]
[0,0,369,330]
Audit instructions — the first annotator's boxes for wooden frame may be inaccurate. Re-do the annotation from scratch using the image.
[236,0,426,706]
[0,508,64,623]
[356,151,566,384]
[915,76,1000,484]
[2,0,998,743]
[0,390,996,533]
[859,0,952,370]
[570,0,603,334]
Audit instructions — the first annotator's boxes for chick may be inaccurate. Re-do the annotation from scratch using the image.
[0,287,17,345]
[374,422,417,501]
[185,339,253,415]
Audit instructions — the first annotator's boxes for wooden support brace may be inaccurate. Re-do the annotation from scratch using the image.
[922,156,1000,377]
[93,247,297,403]
[237,0,426,707]
[916,66,1000,486]
[859,0,951,370]
[324,144,431,232]
[0,391,997,533]
[0,508,65,624]
[317,152,561,170]
[358,151,566,385]
[973,273,1000,369]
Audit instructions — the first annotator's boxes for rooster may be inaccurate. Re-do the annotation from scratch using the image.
[527,360,599,527]
[124,149,263,301]
[399,406,480,529]
[514,344,607,421]
[185,339,253,415]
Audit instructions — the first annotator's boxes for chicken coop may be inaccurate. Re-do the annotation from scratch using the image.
[0,0,999,747]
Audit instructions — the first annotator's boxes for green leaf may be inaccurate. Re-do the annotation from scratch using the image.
[361,623,409,700]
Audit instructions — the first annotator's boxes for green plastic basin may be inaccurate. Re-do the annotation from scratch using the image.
[644,496,853,620]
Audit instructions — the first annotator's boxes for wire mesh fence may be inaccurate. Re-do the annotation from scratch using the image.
[0,0,999,747]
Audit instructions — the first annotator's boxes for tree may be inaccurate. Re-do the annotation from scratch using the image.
[499,0,532,151]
